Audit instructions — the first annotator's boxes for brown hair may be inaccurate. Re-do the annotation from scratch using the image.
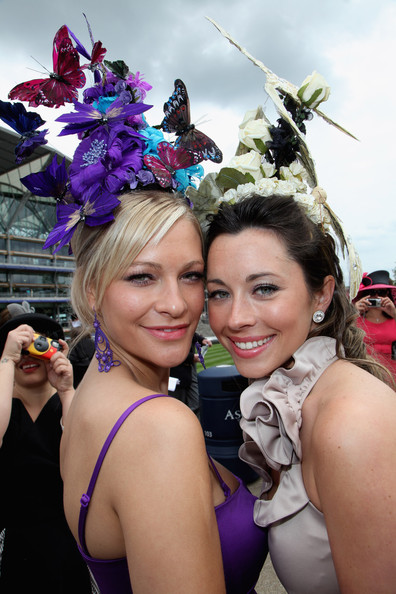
[206,194,392,385]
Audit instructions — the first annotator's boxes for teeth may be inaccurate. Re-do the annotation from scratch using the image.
[235,337,271,350]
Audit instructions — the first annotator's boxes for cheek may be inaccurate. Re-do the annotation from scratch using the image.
[208,301,227,333]
[189,287,205,318]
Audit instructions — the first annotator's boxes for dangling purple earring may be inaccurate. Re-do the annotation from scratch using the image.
[93,309,121,373]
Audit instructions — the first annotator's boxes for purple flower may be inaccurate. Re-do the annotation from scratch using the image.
[56,97,152,136]
[129,168,156,189]
[69,127,145,196]
[127,71,152,101]
[15,130,48,164]
[43,183,120,253]
[20,154,68,199]
[83,82,115,104]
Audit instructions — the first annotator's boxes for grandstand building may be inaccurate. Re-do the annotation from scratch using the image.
[0,126,74,329]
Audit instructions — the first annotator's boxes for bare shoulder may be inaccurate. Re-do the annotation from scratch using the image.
[310,360,396,471]
[108,394,207,469]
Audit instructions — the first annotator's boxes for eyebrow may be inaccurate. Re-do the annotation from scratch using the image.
[131,259,204,270]
[207,272,274,284]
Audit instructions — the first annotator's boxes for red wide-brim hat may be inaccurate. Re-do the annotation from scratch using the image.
[355,270,396,302]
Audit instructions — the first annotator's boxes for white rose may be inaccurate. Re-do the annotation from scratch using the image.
[289,160,306,179]
[239,107,262,129]
[279,163,308,193]
[228,151,263,181]
[220,188,237,204]
[254,178,278,196]
[297,71,331,109]
[238,119,272,151]
[273,180,299,197]
[236,183,256,201]
[261,161,276,178]
[279,166,293,181]
[294,194,331,229]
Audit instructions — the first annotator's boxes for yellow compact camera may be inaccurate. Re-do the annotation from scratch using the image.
[24,333,61,360]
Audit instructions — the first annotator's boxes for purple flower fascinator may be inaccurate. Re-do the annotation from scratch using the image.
[7,16,222,253]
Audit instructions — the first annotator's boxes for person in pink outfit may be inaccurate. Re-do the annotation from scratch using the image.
[353,270,396,379]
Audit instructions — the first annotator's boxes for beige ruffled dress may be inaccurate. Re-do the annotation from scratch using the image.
[239,336,341,593]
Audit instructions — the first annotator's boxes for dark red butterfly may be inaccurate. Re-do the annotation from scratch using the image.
[8,25,86,108]
[144,141,201,188]
[67,14,107,83]
[161,79,223,163]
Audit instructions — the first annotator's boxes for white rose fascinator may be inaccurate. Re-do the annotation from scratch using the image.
[189,18,362,299]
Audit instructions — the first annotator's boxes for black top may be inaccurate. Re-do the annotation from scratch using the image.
[170,332,204,388]
[0,394,92,593]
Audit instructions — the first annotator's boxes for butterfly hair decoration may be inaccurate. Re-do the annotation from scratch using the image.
[67,14,106,83]
[8,25,86,108]
[144,141,201,188]
[6,18,221,253]
[161,79,223,164]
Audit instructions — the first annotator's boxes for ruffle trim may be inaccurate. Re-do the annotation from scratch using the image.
[239,336,339,524]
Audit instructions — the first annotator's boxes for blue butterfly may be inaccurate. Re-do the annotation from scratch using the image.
[0,100,48,163]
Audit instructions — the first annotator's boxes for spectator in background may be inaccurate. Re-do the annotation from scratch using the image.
[68,314,95,388]
[353,270,396,379]
[0,302,92,593]
[170,332,212,418]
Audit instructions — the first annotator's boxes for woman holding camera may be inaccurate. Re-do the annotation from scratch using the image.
[353,270,396,378]
[0,304,92,593]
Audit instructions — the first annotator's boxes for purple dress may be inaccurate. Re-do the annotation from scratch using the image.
[78,394,268,593]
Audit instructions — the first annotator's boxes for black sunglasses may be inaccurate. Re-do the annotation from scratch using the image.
[366,289,389,297]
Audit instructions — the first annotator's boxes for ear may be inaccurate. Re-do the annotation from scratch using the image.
[87,285,96,310]
[314,275,335,312]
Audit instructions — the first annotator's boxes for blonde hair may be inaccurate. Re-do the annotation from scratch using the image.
[70,190,201,334]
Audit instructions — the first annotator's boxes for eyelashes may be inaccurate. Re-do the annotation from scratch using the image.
[207,283,280,301]
[123,270,204,286]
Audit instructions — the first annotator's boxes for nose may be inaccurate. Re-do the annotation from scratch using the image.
[156,280,188,318]
[227,295,256,330]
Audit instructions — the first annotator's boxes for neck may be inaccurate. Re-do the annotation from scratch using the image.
[365,309,386,323]
[13,382,55,420]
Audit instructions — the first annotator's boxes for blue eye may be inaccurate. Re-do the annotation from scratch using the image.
[254,284,279,296]
[207,289,229,300]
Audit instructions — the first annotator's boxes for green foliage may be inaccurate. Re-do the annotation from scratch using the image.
[103,59,130,80]
[216,167,253,190]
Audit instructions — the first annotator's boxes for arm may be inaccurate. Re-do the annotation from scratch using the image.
[379,296,396,320]
[0,324,35,444]
[353,295,370,316]
[45,339,75,423]
[313,378,396,593]
[113,398,226,593]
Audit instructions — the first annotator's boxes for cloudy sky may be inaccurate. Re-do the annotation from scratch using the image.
[0,0,395,280]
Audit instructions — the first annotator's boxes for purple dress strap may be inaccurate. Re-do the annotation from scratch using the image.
[78,394,168,553]
[207,454,231,498]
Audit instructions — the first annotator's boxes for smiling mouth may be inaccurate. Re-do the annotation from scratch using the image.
[234,337,273,350]
[20,362,40,370]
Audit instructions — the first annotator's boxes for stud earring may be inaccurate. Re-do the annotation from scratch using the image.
[93,309,121,372]
[312,310,325,324]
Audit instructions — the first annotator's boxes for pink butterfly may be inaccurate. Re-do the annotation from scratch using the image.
[67,14,107,83]
[8,26,86,108]
[144,141,201,188]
